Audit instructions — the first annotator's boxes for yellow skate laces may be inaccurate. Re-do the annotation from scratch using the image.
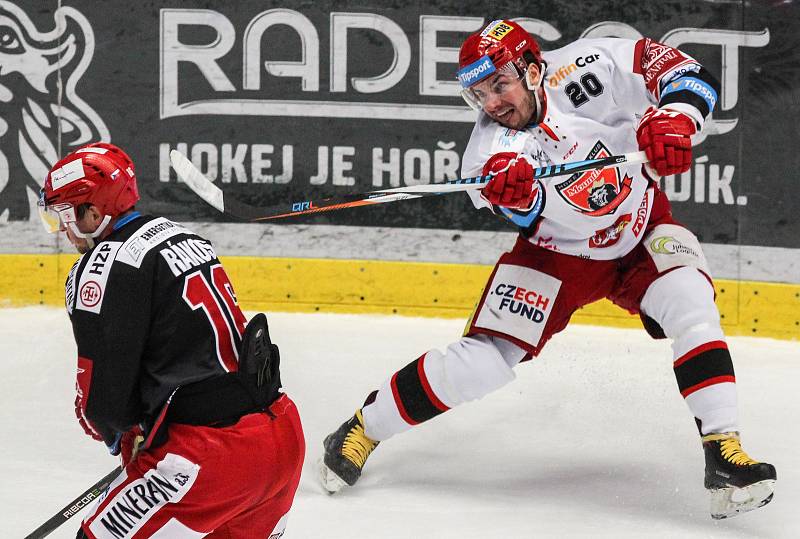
[341,410,378,468]
[703,433,760,466]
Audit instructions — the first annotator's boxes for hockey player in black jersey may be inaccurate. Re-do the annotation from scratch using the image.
[39,142,305,538]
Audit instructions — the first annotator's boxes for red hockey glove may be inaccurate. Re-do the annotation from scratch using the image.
[636,106,697,177]
[481,152,538,210]
[74,393,103,441]
[75,356,103,441]
[119,426,145,466]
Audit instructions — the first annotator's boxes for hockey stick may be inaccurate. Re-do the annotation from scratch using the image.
[170,149,647,221]
[24,466,122,539]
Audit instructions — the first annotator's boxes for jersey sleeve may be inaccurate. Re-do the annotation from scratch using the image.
[601,37,719,129]
[582,37,719,130]
[69,243,153,443]
[634,37,720,127]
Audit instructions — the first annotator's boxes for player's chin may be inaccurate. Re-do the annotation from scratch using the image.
[492,109,527,130]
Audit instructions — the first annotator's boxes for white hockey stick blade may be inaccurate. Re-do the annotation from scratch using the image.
[317,457,349,495]
[169,150,225,212]
[709,479,776,519]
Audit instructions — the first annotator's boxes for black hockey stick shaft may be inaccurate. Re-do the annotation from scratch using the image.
[24,466,122,539]
[170,150,647,222]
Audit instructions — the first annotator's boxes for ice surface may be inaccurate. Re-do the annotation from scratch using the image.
[3,307,797,538]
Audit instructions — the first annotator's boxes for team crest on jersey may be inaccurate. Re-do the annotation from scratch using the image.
[554,141,633,216]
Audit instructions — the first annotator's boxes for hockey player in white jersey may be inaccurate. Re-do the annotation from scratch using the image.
[319,19,775,519]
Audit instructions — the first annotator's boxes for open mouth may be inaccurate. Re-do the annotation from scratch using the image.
[495,108,514,122]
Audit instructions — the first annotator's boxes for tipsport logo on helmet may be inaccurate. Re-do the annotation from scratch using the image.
[456,56,496,88]
[0,1,109,221]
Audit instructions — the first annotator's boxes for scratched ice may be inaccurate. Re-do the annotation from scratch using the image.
[3,307,797,538]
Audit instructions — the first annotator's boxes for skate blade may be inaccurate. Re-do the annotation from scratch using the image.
[709,479,776,519]
[317,457,349,495]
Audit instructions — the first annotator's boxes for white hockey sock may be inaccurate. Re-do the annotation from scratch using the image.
[362,335,523,441]
[641,267,739,435]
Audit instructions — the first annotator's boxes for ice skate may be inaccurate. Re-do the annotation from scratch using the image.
[318,409,379,494]
[702,432,776,519]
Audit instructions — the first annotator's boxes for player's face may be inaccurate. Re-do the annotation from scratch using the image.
[64,206,101,254]
[475,68,538,130]
[65,223,91,254]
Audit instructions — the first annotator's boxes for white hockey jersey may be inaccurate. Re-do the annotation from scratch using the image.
[462,37,712,260]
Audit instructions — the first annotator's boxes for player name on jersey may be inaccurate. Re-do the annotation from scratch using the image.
[160,238,219,277]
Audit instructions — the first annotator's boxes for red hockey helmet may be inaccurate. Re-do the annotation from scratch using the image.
[457,20,543,110]
[38,142,139,234]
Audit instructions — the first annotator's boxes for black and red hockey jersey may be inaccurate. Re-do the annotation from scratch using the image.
[66,214,247,444]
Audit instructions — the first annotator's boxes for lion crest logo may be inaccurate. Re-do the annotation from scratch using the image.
[0,1,108,220]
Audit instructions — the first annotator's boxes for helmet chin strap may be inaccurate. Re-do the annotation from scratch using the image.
[67,215,112,249]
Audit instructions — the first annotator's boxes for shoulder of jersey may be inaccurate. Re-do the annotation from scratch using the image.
[67,217,202,315]
[541,38,617,70]
[114,216,197,269]
[542,39,586,63]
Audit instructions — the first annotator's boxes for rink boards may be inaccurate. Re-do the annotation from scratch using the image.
[1,252,797,340]
[0,3,797,341]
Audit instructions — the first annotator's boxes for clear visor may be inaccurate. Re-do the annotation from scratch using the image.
[37,192,76,233]
[460,63,523,111]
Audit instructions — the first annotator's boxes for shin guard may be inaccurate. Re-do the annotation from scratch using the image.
[362,335,518,441]
[642,267,738,434]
